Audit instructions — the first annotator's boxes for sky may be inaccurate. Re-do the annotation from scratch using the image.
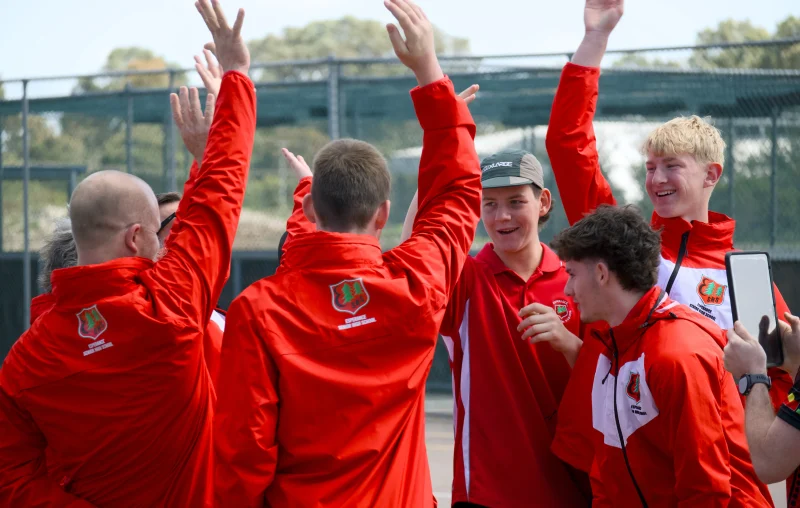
[1,0,797,87]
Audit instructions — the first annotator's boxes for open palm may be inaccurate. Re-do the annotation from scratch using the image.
[585,0,624,34]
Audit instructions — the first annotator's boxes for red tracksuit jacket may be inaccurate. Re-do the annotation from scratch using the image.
[587,287,771,507]
[213,77,481,507]
[545,62,792,477]
[0,70,256,507]
[29,296,225,389]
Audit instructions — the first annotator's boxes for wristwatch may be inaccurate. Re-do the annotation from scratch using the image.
[738,373,772,396]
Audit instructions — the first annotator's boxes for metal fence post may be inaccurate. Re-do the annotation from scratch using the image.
[166,70,177,191]
[22,80,31,327]
[126,83,134,174]
[727,118,735,218]
[0,114,4,253]
[327,57,340,140]
[770,108,780,248]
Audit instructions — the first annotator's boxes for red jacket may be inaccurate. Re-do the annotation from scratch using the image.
[0,71,256,507]
[213,77,481,507]
[32,291,226,392]
[545,62,792,474]
[587,287,771,507]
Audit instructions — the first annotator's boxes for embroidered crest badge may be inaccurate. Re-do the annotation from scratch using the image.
[626,372,641,403]
[697,276,726,306]
[76,305,108,340]
[330,278,370,315]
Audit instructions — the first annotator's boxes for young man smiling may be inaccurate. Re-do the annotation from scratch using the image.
[543,0,792,480]
[401,149,590,507]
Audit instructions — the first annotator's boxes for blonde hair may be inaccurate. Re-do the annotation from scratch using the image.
[642,115,726,166]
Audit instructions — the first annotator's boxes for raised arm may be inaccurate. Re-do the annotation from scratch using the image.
[544,0,623,225]
[398,85,478,245]
[148,0,255,327]
[382,0,481,301]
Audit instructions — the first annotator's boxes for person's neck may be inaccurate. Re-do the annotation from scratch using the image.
[679,199,711,224]
[77,248,127,267]
[494,238,543,281]
[604,289,647,328]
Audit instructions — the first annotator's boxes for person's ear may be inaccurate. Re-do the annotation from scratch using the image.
[124,224,141,254]
[302,194,317,225]
[538,188,552,217]
[704,162,723,189]
[595,261,610,286]
[373,200,391,231]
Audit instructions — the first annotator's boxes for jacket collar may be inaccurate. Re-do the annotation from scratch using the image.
[30,292,57,324]
[281,231,384,270]
[475,242,563,278]
[603,286,675,354]
[51,257,153,306]
[651,211,735,254]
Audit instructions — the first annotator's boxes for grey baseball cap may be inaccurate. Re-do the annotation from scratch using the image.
[480,149,544,189]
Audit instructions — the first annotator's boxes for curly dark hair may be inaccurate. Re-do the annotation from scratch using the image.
[551,204,661,293]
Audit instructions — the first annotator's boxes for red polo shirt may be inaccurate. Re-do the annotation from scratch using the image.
[439,242,589,508]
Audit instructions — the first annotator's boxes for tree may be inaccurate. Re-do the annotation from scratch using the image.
[248,16,471,81]
[611,53,682,69]
[75,47,187,93]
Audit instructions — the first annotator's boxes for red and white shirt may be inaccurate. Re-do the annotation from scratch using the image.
[439,243,589,507]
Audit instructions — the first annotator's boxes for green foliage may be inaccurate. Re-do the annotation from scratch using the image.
[248,16,471,81]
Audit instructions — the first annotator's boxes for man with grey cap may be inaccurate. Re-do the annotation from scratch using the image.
[402,150,589,507]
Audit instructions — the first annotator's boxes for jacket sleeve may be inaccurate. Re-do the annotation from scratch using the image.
[214,293,279,507]
[0,385,94,507]
[280,176,314,257]
[649,350,732,507]
[147,71,256,328]
[383,77,482,308]
[545,63,617,226]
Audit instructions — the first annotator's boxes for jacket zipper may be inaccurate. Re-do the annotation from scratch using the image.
[664,231,690,295]
[610,329,649,508]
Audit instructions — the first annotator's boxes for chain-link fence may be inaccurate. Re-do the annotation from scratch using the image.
[2,39,800,369]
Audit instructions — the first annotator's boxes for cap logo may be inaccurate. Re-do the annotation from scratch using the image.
[481,161,513,172]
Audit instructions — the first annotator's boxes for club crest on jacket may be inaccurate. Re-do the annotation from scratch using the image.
[626,372,641,403]
[552,299,572,322]
[330,278,370,315]
[697,275,726,306]
[76,305,108,340]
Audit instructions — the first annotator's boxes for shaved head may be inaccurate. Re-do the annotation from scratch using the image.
[69,171,161,264]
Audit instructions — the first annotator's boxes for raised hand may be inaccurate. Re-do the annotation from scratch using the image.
[724,321,768,381]
[517,303,581,367]
[281,148,313,180]
[384,0,444,87]
[584,0,624,35]
[195,49,223,98]
[459,84,479,105]
[195,0,249,75]
[171,87,215,164]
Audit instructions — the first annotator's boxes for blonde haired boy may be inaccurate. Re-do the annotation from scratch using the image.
[540,0,791,500]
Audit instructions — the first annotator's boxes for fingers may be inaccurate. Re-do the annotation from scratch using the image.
[204,41,217,56]
[203,49,219,75]
[211,0,230,31]
[459,84,479,104]
[384,0,413,33]
[732,321,758,344]
[203,93,216,126]
[406,0,427,20]
[170,93,184,131]
[393,0,421,25]
[518,302,551,318]
[785,312,800,333]
[527,331,555,345]
[522,323,554,341]
[189,87,203,123]
[196,0,219,32]
[385,24,407,57]
[232,8,245,38]
[178,87,191,126]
